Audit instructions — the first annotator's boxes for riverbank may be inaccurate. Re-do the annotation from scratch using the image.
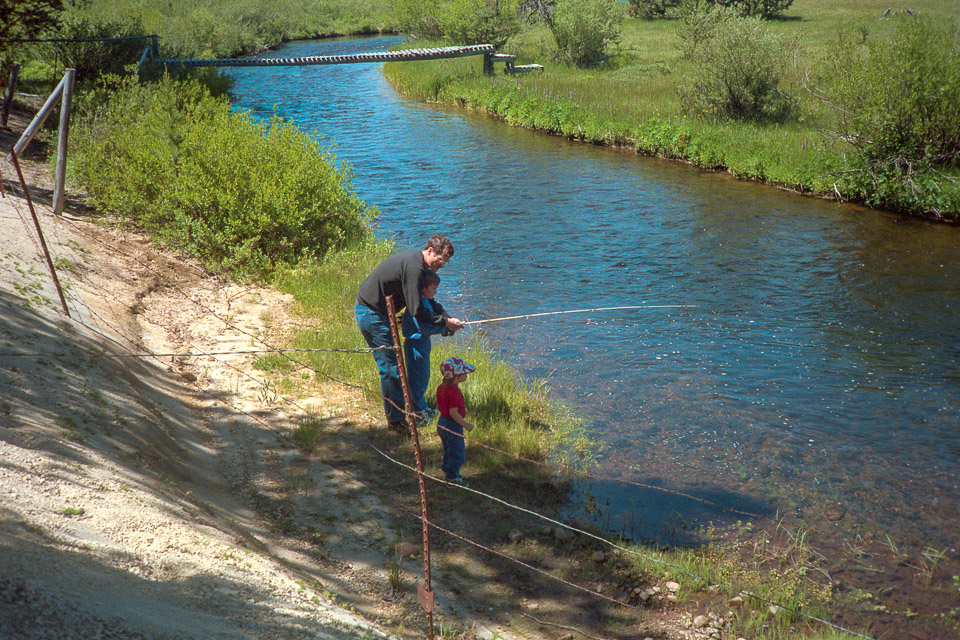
[381,2,959,222]
[2,94,882,639]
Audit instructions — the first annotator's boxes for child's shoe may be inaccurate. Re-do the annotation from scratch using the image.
[446,476,469,487]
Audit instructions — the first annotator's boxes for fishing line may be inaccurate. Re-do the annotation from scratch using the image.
[463,304,698,326]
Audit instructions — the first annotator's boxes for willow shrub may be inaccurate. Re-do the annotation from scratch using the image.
[677,5,795,122]
[70,75,374,276]
[549,0,624,67]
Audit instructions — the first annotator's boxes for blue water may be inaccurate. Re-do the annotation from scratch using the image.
[225,37,960,554]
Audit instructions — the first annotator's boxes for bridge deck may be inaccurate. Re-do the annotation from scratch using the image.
[154,44,496,68]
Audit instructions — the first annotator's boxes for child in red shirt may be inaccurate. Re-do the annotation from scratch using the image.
[436,357,476,486]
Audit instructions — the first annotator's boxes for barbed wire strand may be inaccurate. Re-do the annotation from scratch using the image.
[368,443,877,640]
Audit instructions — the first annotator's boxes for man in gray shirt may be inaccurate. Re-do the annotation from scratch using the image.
[355,234,465,434]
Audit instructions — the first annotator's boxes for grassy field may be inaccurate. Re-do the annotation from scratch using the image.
[383,0,960,219]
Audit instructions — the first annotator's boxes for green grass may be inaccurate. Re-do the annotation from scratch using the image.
[383,0,960,219]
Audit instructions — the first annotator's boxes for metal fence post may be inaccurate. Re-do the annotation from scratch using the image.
[385,295,434,640]
[9,148,70,317]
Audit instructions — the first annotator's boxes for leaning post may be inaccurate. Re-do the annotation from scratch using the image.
[1,62,21,128]
[385,295,434,640]
[53,69,75,215]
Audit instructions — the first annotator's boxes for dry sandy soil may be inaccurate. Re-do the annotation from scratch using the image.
[0,109,710,640]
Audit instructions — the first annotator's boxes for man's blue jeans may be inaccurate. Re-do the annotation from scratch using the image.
[355,302,404,423]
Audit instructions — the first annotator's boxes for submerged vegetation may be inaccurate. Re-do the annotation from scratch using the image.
[383,0,960,220]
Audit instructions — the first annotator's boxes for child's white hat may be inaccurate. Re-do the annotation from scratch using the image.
[440,357,476,379]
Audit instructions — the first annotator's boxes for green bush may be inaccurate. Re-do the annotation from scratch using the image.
[671,0,793,19]
[391,0,444,39]
[677,5,794,121]
[439,0,519,47]
[548,0,623,67]
[823,16,960,169]
[629,0,683,20]
[70,75,374,276]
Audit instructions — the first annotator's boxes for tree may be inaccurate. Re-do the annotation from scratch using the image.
[0,0,64,44]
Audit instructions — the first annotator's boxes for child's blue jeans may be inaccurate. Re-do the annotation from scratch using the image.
[402,312,446,419]
[437,417,465,480]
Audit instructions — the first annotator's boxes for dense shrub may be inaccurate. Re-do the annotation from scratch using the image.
[70,76,373,276]
[822,16,960,170]
[548,0,623,67]
[629,0,682,20]
[41,12,149,82]
[438,0,519,47]
[677,5,794,121]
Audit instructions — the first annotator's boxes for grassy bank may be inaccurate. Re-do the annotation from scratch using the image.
[383,0,959,220]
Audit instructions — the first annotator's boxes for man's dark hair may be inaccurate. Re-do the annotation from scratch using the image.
[422,270,441,287]
[424,233,454,257]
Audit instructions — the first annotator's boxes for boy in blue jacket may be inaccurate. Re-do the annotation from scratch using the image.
[402,270,455,423]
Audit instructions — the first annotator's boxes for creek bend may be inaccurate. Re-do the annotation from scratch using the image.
[226,36,960,624]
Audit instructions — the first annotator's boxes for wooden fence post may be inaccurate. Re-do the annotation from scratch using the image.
[7,72,66,162]
[483,53,492,76]
[53,69,75,215]
[1,62,20,128]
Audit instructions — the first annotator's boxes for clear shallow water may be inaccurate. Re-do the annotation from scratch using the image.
[226,36,959,568]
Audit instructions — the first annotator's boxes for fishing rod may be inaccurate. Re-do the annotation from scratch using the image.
[463,304,698,326]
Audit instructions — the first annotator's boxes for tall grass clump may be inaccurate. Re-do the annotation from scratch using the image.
[69,75,374,276]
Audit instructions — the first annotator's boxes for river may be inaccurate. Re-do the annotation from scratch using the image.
[225,35,960,632]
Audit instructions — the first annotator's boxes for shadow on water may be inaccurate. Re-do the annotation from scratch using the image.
[571,474,776,548]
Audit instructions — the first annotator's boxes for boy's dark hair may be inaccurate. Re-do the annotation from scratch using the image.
[424,233,454,257]
[422,270,441,287]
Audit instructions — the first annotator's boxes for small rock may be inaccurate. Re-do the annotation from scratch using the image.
[826,509,845,521]
[179,371,198,382]
[651,586,662,594]
[540,526,553,536]
[693,615,709,628]
[553,526,573,542]
[394,541,419,558]
[769,604,781,615]
[665,581,680,593]
[508,529,524,543]
[638,590,652,602]
[665,594,678,603]
[728,596,743,608]
[591,550,606,563]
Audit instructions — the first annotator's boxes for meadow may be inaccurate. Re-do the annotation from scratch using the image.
[383,0,960,219]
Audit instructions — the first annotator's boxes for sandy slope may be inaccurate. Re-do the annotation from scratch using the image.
[0,116,418,640]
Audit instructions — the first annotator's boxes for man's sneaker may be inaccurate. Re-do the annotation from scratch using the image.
[446,476,469,487]
[388,421,409,437]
